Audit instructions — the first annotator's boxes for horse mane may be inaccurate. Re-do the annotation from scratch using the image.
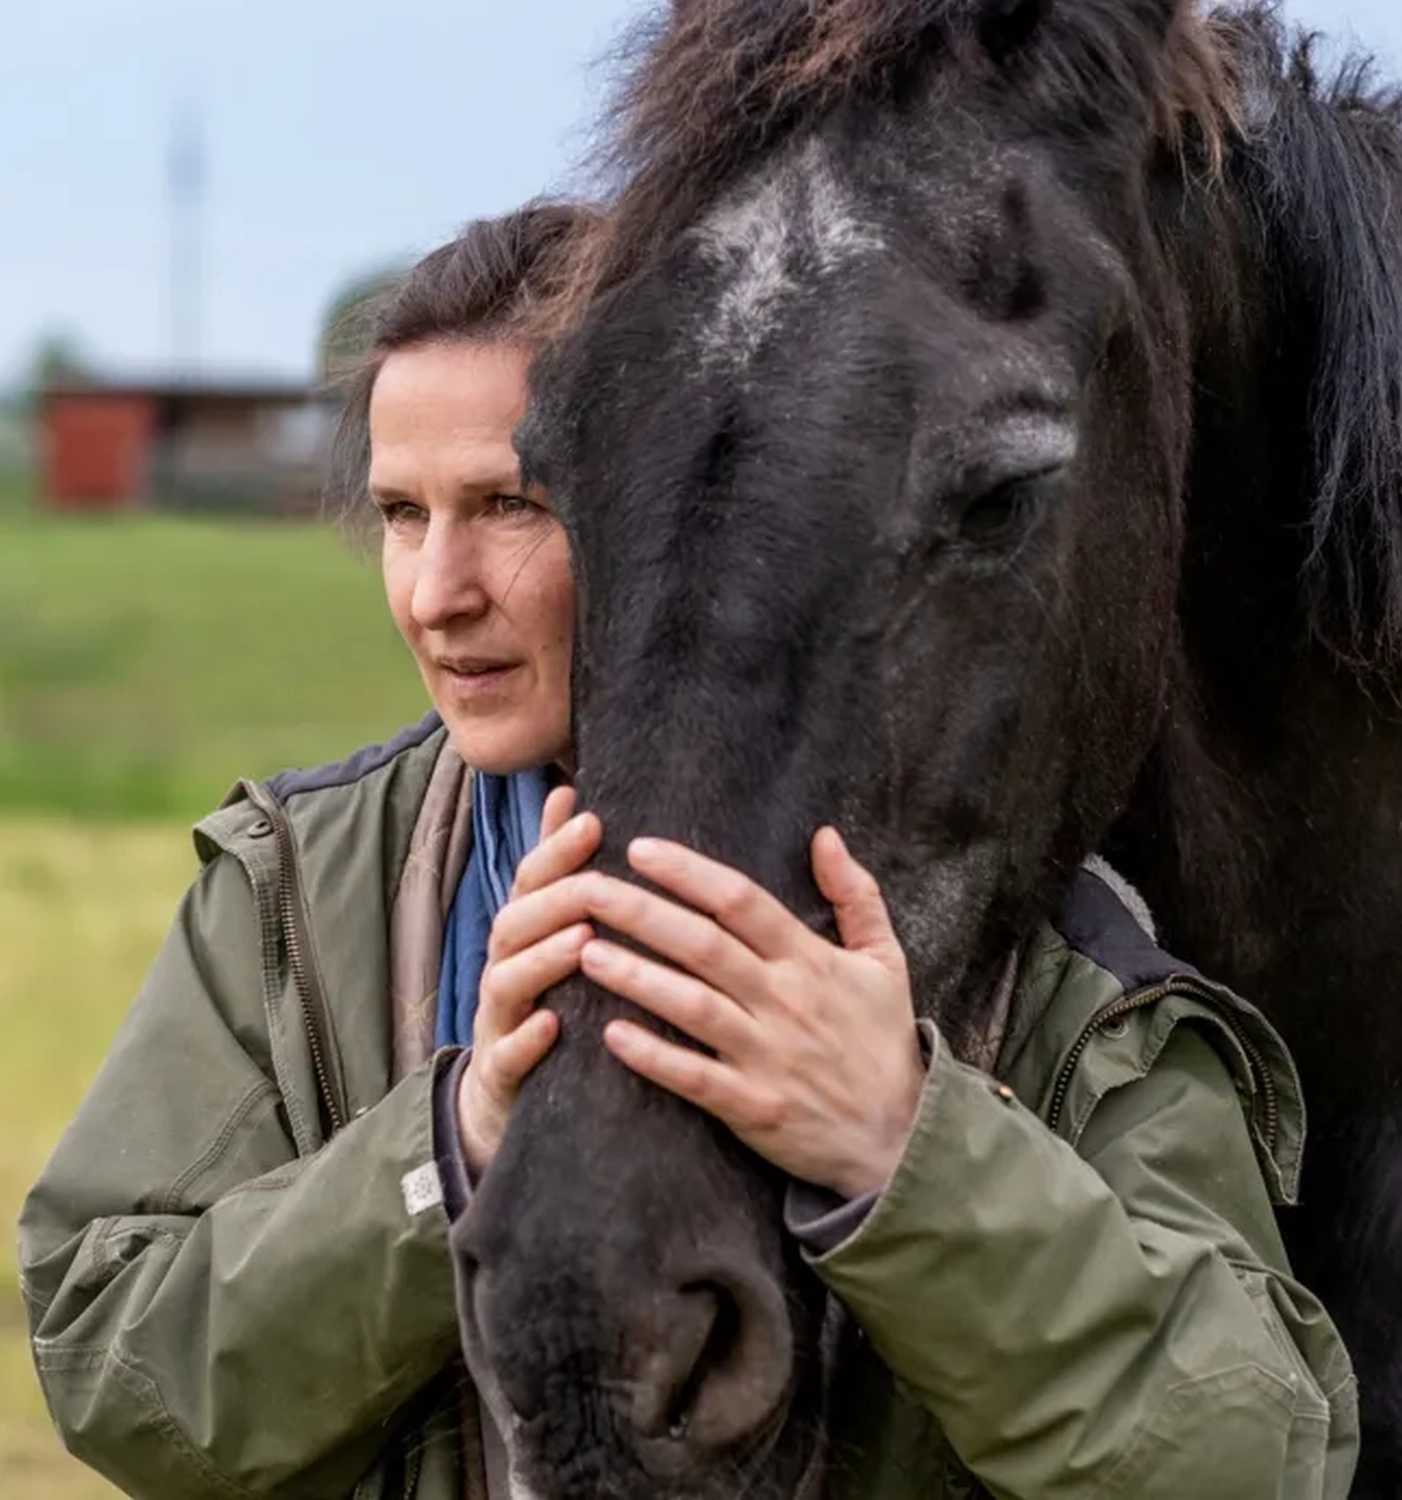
[549,0,1402,676]
[1216,11,1402,675]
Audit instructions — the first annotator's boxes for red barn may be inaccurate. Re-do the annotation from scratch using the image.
[38,379,331,516]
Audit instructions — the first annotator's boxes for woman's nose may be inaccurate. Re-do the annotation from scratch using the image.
[411,528,491,632]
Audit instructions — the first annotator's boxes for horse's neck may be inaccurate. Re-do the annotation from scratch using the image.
[1117,189,1393,1022]
[1133,112,1402,1052]
[1110,501,1402,1114]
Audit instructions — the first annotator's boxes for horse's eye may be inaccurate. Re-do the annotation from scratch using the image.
[956,470,1056,547]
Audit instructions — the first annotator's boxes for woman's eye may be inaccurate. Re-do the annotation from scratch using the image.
[490,493,540,518]
[375,498,426,528]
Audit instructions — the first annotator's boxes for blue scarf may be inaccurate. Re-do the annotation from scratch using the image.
[435,767,550,1050]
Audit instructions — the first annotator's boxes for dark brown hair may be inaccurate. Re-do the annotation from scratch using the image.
[326,200,598,527]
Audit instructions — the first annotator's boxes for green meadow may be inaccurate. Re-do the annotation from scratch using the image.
[0,509,427,819]
[0,501,428,1496]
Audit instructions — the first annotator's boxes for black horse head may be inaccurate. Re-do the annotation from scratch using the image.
[457,1,1402,1495]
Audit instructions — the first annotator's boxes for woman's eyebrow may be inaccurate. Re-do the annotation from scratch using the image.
[368,482,415,504]
[457,466,524,494]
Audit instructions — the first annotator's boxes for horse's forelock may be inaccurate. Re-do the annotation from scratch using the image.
[534,0,1235,341]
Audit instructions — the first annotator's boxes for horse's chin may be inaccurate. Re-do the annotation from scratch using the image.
[497,1376,825,1500]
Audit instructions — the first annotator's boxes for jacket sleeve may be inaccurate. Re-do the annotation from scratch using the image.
[17,851,463,1500]
[808,1025,1359,1500]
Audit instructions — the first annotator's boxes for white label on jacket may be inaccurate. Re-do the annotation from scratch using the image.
[400,1162,444,1216]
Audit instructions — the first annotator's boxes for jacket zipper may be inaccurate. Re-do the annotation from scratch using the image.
[245,781,428,1500]
[1046,977,1280,1155]
[403,1441,423,1498]
[245,782,348,1139]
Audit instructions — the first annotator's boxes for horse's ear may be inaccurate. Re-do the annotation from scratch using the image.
[977,0,1053,68]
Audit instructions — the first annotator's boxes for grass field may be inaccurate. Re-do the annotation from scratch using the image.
[0,502,434,1494]
[0,469,34,516]
[0,509,428,818]
[0,820,194,1499]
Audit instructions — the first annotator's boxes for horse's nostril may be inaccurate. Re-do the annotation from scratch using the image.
[657,1280,740,1438]
[627,1266,794,1459]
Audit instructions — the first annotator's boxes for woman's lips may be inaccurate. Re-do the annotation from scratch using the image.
[438,660,522,700]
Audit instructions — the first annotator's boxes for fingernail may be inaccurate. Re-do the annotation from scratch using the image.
[629,837,660,860]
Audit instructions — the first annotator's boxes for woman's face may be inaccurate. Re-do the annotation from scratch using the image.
[371,340,573,774]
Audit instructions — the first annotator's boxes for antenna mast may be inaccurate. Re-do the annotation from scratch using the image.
[168,105,205,372]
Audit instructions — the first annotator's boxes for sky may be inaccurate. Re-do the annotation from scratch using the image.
[3,0,1399,388]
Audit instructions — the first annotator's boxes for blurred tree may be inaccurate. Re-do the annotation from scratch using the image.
[318,268,406,386]
[0,402,30,478]
[25,332,94,398]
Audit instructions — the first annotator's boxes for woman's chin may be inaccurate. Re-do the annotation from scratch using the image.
[441,713,568,778]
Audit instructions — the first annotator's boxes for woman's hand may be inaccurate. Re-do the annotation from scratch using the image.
[580,829,927,1199]
[456,786,599,1176]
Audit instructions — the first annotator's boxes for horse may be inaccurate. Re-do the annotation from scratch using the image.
[455,3,1402,1495]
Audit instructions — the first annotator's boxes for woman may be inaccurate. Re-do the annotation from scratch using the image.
[20,205,1358,1500]
[19,205,593,1500]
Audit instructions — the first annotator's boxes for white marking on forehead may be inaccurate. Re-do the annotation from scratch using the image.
[702,181,792,364]
[697,137,884,368]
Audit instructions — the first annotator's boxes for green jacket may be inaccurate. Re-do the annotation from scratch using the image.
[18,718,1359,1499]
